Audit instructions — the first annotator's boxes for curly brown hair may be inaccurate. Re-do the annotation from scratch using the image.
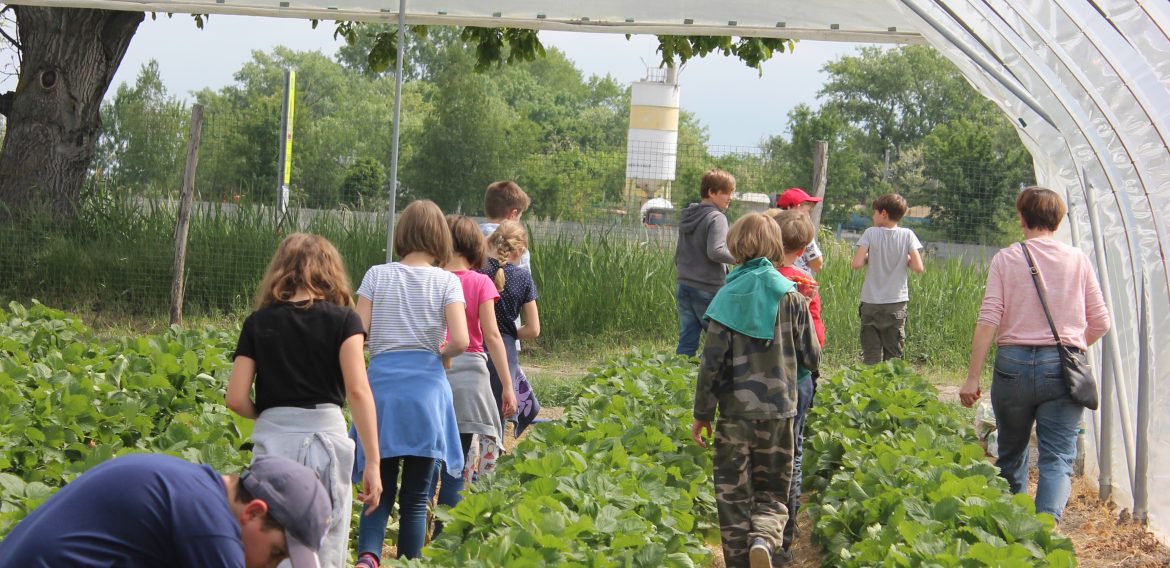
[255,233,353,310]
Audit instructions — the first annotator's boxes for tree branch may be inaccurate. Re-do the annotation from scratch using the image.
[0,6,20,51]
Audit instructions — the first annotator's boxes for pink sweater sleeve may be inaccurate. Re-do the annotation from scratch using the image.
[1081,256,1111,343]
[976,254,1005,328]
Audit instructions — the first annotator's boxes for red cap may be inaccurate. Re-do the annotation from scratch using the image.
[776,188,823,209]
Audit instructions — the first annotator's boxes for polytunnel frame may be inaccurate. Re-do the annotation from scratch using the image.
[6,0,1170,546]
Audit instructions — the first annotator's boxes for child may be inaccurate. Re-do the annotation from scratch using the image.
[480,180,531,270]
[433,215,518,534]
[674,168,737,356]
[351,200,470,566]
[851,193,925,365]
[691,212,822,568]
[766,209,827,561]
[478,220,541,437]
[775,187,825,275]
[226,233,382,568]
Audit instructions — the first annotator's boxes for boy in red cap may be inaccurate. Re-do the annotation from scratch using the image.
[775,188,824,276]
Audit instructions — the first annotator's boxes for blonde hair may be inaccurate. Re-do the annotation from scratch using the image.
[395,200,452,265]
[255,233,353,310]
[727,212,784,265]
[486,220,528,292]
[770,209,816,254]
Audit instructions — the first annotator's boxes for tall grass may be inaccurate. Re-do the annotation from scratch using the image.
[0,196,389,315]
[816,232,988,369]
[529,230,677,350]
[0,197,989,370]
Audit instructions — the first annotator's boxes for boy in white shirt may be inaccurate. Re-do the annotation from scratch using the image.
[851,193,925,365]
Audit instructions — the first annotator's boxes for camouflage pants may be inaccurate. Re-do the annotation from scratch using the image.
[713,417,795,568]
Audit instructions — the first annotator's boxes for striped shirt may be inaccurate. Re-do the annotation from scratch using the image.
[357,262,464,356]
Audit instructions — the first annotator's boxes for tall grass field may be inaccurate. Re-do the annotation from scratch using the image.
[0,199,989,369]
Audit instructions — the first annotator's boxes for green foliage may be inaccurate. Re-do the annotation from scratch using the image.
[804,362,1076,566]
[94,60,189,197]
[0,301,249,535]
[920,119,1033,245]
[397,350,715,567]
[654,35,796,72]
[528,229,677,350]
[340,157,388,207]
[0,193,389,315]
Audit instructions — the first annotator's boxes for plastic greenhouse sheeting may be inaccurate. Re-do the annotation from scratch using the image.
[7,0,1170,545]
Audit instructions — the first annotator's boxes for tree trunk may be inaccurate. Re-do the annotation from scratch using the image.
[0,7,143,220]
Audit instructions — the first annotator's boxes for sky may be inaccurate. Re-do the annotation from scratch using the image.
[100,15,877,147]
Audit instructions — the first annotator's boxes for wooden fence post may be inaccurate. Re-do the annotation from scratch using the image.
[810,140,829,228]
[169,104,204,326]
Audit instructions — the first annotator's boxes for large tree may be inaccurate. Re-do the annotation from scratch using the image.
[0,7,142,219]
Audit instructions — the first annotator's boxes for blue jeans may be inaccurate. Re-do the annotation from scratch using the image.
[357,456,437,560]
[990,345,1083,522]
[783,375,816,549]
[676,283,716,356]
[431,434,473,537]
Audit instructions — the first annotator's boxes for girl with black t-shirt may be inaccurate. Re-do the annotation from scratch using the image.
[226,233,382,568]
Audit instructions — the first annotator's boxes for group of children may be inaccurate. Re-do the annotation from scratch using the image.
[226,182,540,567]
[221,163,924,567]
[681,169,924,567]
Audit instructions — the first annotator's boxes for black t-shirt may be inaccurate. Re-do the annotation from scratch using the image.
[233,301,365,412]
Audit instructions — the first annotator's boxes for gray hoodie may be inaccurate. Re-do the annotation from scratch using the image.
[674,202,735,293]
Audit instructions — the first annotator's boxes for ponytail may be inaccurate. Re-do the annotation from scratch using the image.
[491,260,507,292]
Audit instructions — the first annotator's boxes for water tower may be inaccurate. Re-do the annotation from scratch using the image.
[625,66,680,208]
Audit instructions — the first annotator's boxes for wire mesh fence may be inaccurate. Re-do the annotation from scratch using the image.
[2,106,1030,339]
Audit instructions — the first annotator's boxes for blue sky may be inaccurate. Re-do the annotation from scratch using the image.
[104,15,875,147]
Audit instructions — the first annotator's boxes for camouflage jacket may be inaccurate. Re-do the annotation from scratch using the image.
[693,291,821,421]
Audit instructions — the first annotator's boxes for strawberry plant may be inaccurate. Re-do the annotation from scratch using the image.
[0,301,249,534]
[803,362,1076,566]
[398,350,716,567]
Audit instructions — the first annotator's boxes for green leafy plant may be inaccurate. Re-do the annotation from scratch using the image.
[398,350,716,567]
[803,362,1076,566]
[0,301,249,534]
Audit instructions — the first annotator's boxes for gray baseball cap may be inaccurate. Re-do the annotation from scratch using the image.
[240,455,332,568]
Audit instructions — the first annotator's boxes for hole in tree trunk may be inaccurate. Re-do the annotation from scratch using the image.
[40,70,58,90]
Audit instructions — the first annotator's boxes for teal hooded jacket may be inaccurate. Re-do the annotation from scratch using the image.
[703,257,795,341]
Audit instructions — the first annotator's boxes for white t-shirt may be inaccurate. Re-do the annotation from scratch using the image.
[857,226,923,304]
[792,237,822,277]
[357,262,464,356]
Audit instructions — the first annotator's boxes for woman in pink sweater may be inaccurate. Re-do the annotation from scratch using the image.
[960,186,1110,522]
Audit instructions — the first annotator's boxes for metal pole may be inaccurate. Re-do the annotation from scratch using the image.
[1064,199,1091,477]
[1097,336,1115,501]
[1081,174,1138,494]
[1133,276,1150,522]
[385,0,407,262]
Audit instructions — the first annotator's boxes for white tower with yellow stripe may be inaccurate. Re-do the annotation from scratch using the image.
[625,67,680,205]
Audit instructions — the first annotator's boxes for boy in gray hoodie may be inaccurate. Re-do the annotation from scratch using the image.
[674,168,736,356]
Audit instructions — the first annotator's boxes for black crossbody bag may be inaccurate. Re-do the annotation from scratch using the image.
[1020,242,1099,410]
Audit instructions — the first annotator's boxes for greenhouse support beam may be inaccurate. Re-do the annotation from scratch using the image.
[385,0,406,262]
[1134,278,1151,522]
[897,0,1056,130]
